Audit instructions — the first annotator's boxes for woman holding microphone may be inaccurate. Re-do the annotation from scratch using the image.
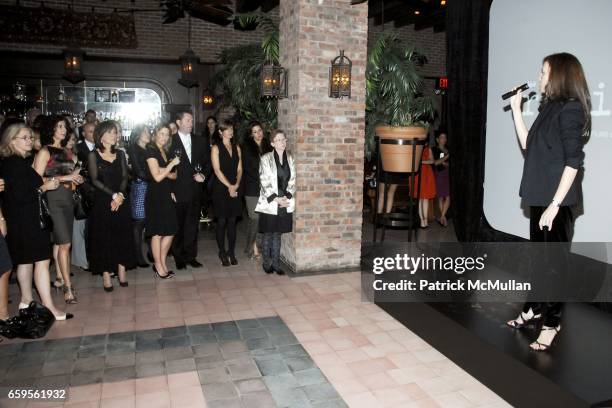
[506,53,590,351]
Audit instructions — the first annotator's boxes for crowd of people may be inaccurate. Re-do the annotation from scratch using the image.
[0,109,295,331]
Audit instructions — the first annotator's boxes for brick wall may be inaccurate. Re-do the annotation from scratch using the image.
[278,0,368,273]
[0,0,279,62]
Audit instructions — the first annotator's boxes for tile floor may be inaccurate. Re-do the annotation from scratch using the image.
[0,227,510,408]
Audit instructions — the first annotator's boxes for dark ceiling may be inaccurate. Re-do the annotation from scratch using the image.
[179,0,445,32]
[352,0,447,31]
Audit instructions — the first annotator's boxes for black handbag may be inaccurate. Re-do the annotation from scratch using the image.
[73,188,91,220]
[0,301,55,339]
[37,189,53,230]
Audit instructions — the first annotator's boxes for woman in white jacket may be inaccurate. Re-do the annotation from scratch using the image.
[255,130,296,275]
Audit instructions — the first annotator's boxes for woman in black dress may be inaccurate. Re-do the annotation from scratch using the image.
[255,129,296,275]
[506,53,590,351]
[145,123,179,279]
[0,182,11,324]
[88,121,136,291]
[0,123,72,320]
[33,115,83,304]
[128,125,152,267]
[241,121,271,259]
[211,120,243,266]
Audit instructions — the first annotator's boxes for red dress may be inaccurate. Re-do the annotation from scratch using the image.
[411,147,437,199]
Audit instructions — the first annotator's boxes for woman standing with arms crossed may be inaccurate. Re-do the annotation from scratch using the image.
[211,120,243,266]
[506,53,590,351]
[88,121,136,291]
[0,123,72,319]
[255,129,296,275]
[241,121,271,259]
[33,116,83,304]
[145,124,180,278]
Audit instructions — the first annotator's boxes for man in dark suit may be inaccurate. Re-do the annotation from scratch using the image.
[170,111,210,269]
[73,122,96,272]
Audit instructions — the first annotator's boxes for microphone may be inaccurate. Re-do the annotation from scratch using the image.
[501,83,530,100]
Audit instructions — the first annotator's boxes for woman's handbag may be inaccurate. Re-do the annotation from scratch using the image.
[73,188,91,220]
[130,179,147,220]
[37,189,53,230]
[0,301,55,339]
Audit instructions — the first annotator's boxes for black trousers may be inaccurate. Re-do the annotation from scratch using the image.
[172,198,200,264]
[522,205,574,327]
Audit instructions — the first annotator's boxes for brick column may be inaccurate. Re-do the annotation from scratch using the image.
[278,0,368,273]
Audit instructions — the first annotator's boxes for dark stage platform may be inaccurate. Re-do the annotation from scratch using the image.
[363,243,612,408]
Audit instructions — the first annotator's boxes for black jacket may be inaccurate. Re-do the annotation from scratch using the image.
[170,133,211,203]
[520,100,585,206]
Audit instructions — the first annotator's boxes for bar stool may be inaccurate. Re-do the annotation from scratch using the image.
[372,136,426,242]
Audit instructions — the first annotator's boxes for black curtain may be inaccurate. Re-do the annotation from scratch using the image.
[446,0,491,242]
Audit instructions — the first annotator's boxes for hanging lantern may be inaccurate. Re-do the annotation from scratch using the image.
[201,88,216,108]
[63,48,85,84]
[261,61,287,99]
[329,50,352,99]
[178,48,199,88]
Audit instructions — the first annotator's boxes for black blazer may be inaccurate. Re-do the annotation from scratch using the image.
[76,141,93,166]
[519,100,585,207]
[170,133,211,203]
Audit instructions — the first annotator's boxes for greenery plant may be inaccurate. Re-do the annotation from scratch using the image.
[211,11,279,138]
[365,32,436,159]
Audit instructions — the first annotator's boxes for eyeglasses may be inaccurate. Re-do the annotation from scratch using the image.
[14,136,34,141]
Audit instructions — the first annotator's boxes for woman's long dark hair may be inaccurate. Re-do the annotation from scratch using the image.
[242,120,271,157]
[93,120,118,153]
[542,52,592,136]
[40,115,70,147]
[129,124,149,147]
[204,115,219,145]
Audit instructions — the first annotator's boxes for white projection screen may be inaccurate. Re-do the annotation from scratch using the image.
[484,0,612,262]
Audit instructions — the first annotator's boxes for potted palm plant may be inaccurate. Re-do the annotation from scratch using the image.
[366,32,436,172]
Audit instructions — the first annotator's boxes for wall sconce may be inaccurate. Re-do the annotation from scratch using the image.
[178,48,199,88]
[329,50,352,99]
[63,48,85,84]
[261,61,288,99]
[202,88,216,108]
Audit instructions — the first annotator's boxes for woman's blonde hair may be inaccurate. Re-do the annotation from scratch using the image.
[150,123,172,152]
[0,123,31,157]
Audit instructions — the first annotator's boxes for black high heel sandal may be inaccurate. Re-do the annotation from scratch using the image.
[153,265,173,279]
[506,309,542,329]
[530,325,561,351]
[228,253,238,265]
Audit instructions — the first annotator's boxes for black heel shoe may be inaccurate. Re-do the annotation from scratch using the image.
[219,251,230,267]
[103,285,114,292]
[228,253,238,265]
[263,264,273,274]
[153,265,173,279]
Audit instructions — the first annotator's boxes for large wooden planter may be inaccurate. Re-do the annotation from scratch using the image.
[375,125,428,173]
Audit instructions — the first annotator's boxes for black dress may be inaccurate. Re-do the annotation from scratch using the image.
[2,155,52,264]
[211,143,242,218]
[259,151,293,233]
[144,147,178,236]
[87,150,136,274]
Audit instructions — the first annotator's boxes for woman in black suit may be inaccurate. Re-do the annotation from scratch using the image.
[241,121,271,259]
[0,123,72,320]
[506,53,591,351]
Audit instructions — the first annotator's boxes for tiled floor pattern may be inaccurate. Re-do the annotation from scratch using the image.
[0,317,346,408]
[0,227,510,407]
